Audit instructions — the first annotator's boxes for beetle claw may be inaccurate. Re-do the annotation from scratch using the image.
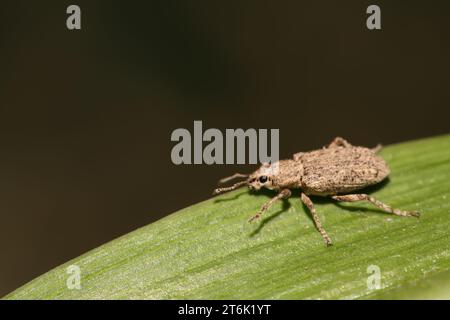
[248,213,261,223]
[411,211,421,218]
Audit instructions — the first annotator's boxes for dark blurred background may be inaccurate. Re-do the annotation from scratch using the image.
[0,0,449,297]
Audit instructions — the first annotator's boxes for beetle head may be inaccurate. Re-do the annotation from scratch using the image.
[247,162,277,191]
[212,162,278,195]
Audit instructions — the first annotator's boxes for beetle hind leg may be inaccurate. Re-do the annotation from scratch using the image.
[332,194,420,217]
[371,144,383,153]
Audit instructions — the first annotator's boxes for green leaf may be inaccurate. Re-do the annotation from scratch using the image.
[4,135,450,299]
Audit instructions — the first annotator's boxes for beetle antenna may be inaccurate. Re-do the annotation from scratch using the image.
[218,173,249,185]
[213,180,248,195]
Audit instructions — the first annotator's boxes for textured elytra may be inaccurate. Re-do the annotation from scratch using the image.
[244,137,388,195]
[213,137,419,246]
[299,146,390,195]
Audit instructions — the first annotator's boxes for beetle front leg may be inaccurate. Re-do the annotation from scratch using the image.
[327,137,351,149]
[300,193,333,246]
[249,189,291,222]
[332,194,420,217]
[293,152,305,161]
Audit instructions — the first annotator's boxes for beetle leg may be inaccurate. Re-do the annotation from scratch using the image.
[328,137,351,148]
[293,152,305,161]
[332,194,420,217]
[249,189,291,222]
[371,144,383,153]
[300,193,333,246]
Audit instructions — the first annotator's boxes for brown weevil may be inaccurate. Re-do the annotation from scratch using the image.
[212,137,420,246]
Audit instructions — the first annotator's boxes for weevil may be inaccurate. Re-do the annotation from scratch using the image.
[212,137,420,246]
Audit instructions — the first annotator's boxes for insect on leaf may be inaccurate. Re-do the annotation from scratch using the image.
[4,135,450,299]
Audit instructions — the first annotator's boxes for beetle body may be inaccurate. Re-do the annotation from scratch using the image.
[252,145,389,196]
[301,146,389,195]
[213,137,419,246]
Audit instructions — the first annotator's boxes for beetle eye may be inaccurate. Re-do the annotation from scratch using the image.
[259,176,268,183]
